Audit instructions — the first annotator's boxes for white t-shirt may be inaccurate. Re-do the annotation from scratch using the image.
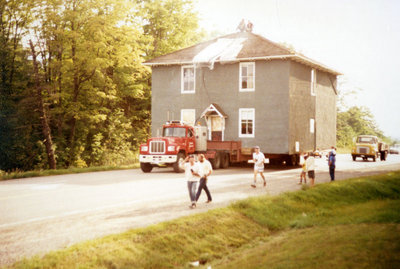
[198,160,213,178]
[253,152,265,169]
[306,156,315,171]
[184,162,199,182]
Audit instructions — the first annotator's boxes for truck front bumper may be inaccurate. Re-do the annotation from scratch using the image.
[139,154,177,165]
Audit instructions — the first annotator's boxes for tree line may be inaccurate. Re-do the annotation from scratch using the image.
[0,0,203,171]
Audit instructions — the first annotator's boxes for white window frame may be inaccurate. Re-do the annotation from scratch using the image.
[239,62,255,92]
[310,118,315,134]
[181,65,195,94]
[181,109,196,125]
[311,68,316,96]
[239,108,255,138]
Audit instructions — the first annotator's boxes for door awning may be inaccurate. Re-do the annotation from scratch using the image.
[200,103,228,118]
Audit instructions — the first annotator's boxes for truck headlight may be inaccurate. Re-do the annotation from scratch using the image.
[141,146,148,152]
[168,145,175,152]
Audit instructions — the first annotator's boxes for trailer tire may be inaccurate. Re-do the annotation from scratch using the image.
[173,152,185,173]
[286,155,297,166]
[210,152,221,169]
[220,153,230,169]
[140,163,153,173]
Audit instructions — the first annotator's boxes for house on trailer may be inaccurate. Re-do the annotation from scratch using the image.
[144,30,341,164]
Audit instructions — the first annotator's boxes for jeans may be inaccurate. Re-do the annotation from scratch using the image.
[196,177,212,202]
[187,181,198,203]
[329,166,335,181]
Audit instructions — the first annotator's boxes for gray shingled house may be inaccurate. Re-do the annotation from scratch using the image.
[144,31,341,164]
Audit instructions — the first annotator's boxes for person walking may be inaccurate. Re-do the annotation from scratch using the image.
[251,146,266,188]
[195,154,213,203]
[298,154,307,185]
[180,155,200,209]
[306,152,316,187]
[328,147,336,181]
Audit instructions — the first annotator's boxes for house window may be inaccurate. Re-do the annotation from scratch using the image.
[239,108,255,137]
[239,62,255,92]
[181,66,195,93]
[310,118,315,133]
[311,68,316,95]
[181,109,196,125]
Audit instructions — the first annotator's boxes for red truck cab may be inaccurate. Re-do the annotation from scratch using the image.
[139,121,195,172]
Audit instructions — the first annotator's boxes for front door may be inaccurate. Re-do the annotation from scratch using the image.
[211,116,223,141]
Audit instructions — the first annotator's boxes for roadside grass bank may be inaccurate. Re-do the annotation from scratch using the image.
[8,171,400,269]
[0,163,139,181]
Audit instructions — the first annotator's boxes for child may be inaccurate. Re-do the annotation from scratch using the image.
[299,154,307,184]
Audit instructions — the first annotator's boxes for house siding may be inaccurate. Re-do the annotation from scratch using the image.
[315,71,337,149]
[151,60,290,153]
[288,61,336,154]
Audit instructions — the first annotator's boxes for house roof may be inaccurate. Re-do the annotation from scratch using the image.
[144,31,342,76]
[201,103,228,118]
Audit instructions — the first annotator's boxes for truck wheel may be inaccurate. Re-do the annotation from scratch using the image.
[352,155,356,161]
[210,153,221,169]
[140,163,153,173]
[220,153,230,169]
[173,152,185,173]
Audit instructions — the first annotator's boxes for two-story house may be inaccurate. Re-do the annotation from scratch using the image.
[144,31,341,164]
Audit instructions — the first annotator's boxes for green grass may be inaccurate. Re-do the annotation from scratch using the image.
[6,171,400,269]
[0,163,140,181]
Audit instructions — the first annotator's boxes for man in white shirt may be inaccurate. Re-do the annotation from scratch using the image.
[195,154,213,203]
[251,146,266,188]
[179,155,200,209]
[306,152,316,187]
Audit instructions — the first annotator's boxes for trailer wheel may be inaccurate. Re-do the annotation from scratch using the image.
[220,153,230,169]
[372,155,376,162]
[352,155,356,161]
[140,163,153,173]
[210,152,221,169]
[173,152,185,173]
[286,155,297,166]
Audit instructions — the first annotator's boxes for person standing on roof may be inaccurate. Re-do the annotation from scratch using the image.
[251,146,266,188]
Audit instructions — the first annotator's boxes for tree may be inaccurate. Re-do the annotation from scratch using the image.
[138,0,204,59]
[337,106,386,148]
[0,0,203,171]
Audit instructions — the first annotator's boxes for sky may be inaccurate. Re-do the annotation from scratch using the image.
[194,0,400,140]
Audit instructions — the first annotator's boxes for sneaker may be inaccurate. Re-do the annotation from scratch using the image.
[206,200,212,203]
[251,184,256,188]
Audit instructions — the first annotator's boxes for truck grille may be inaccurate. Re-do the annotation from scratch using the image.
[357,147,369,154]
[150,141,165,154]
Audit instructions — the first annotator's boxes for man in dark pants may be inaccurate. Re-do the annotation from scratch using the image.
[328,147,336,181]
[195,154,213,203]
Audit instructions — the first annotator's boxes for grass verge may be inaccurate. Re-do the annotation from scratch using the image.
[7,171,400,269]
[0,163,140,181]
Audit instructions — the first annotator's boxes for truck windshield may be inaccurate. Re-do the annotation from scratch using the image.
[357,137,375,144]
[163,127,186,137]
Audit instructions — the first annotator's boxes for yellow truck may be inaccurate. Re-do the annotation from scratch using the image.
[351,135,389,162]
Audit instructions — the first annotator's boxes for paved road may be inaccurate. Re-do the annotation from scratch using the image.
[1,154,400,265]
